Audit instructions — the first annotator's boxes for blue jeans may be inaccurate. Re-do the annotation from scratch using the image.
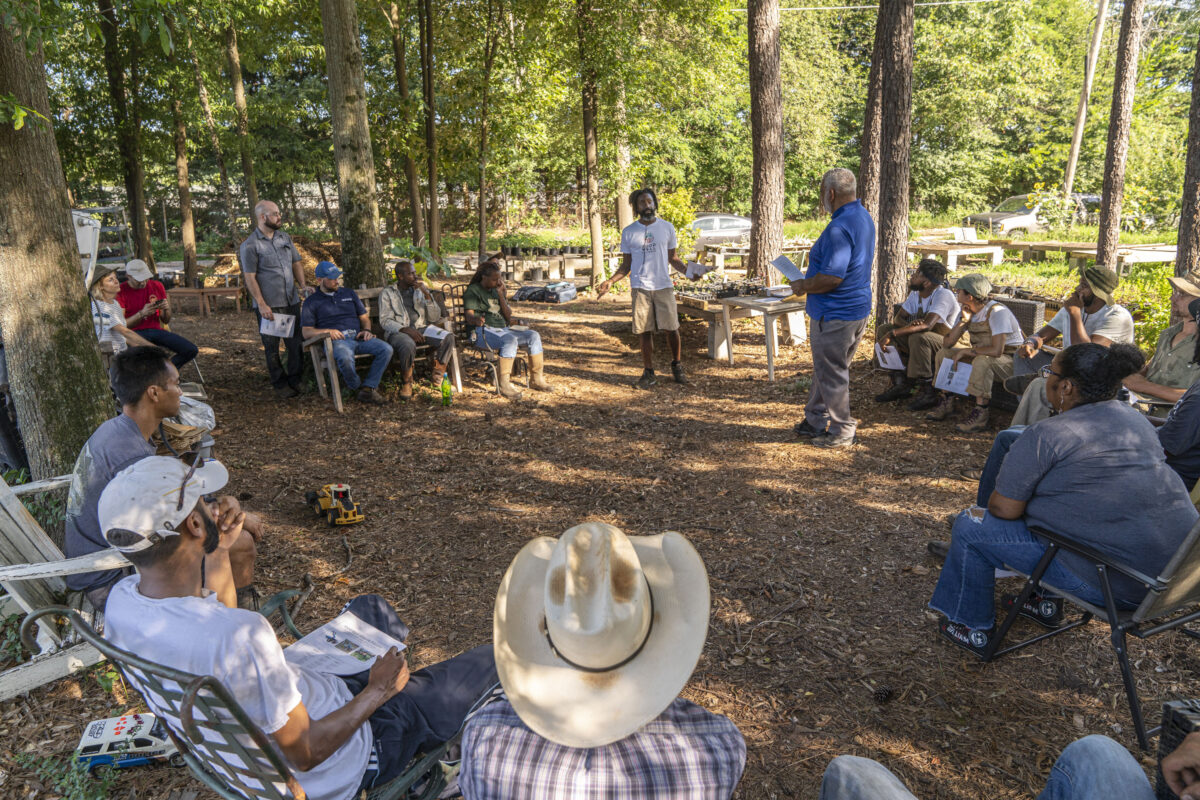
[976,426,1025,506]
[818,736,1152,800]
[136,327,199,368]
[929,510,1108,629]
[331,336,393,390]
[338,595,498,789]
[474,326,542,358]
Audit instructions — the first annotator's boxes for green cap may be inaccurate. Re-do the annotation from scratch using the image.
[954,273,992,301]
[1082,265,1119,306]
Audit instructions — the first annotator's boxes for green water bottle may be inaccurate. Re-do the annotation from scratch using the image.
[440,373,452,406]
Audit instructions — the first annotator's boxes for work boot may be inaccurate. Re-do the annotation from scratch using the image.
[907,381,939,411]
[875,372,914,403]
[400,367,414,401]
[671,360,690,385]
[956,405,990,433]
[926,393,955,421]
[635,369,658,390]
[430,360,447,388]
[528,352,552,391]
[497,357,523,399]
[358,387,386,405]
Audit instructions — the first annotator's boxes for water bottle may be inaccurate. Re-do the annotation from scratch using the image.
[440,374,452,407]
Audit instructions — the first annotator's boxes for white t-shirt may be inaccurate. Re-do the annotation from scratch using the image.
[91,297,128,353]
[620,218,678,291]
[900,286,961,328]
[978,300,1024,347]
[1047,303,1135,348]
[104,576,370,800]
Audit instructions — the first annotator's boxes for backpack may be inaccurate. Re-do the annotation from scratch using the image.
[544,282,577,303]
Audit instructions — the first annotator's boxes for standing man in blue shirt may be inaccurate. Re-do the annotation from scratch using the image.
[787,168,875,448]
[300,261,393,405]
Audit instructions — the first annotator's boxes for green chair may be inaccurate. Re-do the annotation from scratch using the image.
[22,606,487,800]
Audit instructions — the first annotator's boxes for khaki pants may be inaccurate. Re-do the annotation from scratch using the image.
[876,323,944,380]
[1011,375,1053,426]
[631,288,680,334]
[933,347,1014,401]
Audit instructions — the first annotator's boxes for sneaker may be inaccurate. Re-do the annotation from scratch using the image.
[793,419,826,439]
[875,380,915,403]
[927,540,950,560]
[956,405,990,433]
[275,384,299,399]
[938,619,996,659]
[671,361,690,385]
[809,431,857,448]
[635,371,657,390]
[358,387,386,405]
[926,394,956,421]
[1001,592,1064,629]
[907,383,940,411]
[1004,373,1038,396]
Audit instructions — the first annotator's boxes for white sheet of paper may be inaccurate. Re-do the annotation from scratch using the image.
[685,260,715,280]
[259,313,295,338]
[875,344,905,370]
[284,610,406,676]
[934,358,973,396]
[770,255,803,282]
[422,325,450,340]
[483,326,508,338]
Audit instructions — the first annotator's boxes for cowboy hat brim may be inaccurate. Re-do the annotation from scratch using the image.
[494,531,709,748]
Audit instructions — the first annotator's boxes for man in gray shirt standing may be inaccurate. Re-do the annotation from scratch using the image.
[240,200,309,398]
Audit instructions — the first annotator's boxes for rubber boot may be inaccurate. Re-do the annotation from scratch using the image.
[430,360,447,388]
[498,357,523,399]
[400,366,414,400]
[528,352,552,391]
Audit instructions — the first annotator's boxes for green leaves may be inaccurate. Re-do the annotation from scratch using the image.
[0,93,48,131]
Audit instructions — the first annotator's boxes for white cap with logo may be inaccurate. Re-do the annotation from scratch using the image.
[98,455,228,553]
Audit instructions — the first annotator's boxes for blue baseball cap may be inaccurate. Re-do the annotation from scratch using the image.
[316,261,342,280]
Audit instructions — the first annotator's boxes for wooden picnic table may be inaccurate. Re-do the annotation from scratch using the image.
[1066,244,1176,275]
[1022,241,1096,262]
[718,295,808,382]
[907,241,1004,270]
[168,286,244,316]
[707,243,813,280]
[677,296,754,359]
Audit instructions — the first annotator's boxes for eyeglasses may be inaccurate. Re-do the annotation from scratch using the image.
[1038,364,1063,379]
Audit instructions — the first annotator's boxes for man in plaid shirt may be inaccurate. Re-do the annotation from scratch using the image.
[459,523,746,799]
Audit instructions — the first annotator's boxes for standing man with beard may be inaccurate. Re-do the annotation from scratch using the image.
[240,200,309,399]
[787,168,875,448]
[597,188,690,389]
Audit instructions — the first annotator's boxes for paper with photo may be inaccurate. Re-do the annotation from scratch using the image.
[685,260,715,280]
[934,358,973,396]
[285,610,406,676]
[770,255,803,282]
[422,325,450,340]
[875,344,905,371]
[259,313,295,338]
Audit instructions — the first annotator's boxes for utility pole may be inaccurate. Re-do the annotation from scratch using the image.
[1063,0,1111,197]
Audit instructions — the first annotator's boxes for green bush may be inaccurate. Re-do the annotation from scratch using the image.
[656,188,697,253]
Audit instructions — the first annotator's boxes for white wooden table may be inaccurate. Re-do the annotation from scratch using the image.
[719,296,808,382]
[708,244,812,279]
[1066,244,1176,275]
[907,241,1004,270]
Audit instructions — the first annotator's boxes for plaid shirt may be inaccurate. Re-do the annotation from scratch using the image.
[459,697,746,799]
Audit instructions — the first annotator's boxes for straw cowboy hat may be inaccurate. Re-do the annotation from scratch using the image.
[494,522,710,748]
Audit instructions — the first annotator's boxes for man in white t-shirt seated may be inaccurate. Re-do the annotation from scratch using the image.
[875,258,961,405]
[596,188,690,389]
[1006,266,1133,425]
[99,456,497,800]
[920,273,1024,433]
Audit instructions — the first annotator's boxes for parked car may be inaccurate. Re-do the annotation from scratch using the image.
[965,193,1100,236]
[690,213,752,247]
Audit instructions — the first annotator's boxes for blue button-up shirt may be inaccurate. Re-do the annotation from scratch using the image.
[459,697,746,799]
[804,199,875,322]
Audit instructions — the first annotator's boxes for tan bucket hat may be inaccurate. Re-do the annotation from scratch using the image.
[1168,275,1200,298]
[493,522,710,748]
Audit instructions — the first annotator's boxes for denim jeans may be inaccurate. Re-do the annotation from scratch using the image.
[929,509,1108,629]
[818,736,1152,800]
[976,426,1025,506]
[474,326,542,358]
[136,327,199,368]
[331,336,393,390]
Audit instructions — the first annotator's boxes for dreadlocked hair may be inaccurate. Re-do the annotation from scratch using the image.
[469,261,500,286]
[1058,342,1146,404]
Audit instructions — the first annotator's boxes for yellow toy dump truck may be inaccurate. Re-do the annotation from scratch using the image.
[306,484,364,527]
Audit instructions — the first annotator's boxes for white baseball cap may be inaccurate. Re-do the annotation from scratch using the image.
[99,456,229,553]
[124,259,154,282]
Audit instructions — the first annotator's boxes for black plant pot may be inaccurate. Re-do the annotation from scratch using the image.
[501,245,512,256]
[512,246,524,257]
[548,248,559,256]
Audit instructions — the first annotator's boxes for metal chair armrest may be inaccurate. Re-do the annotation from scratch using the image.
[1029,526,1166,590]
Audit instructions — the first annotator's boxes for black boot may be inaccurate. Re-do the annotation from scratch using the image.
[907,381,940,411]
[875,371,914,403]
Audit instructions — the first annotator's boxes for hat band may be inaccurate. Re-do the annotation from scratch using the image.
[542,579,655,674]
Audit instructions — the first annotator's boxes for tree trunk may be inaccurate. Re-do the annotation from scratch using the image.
[97,0,154,267]
[316,172,338,235]
[577,0,604,285]
[1176,34,1200,278]
[1095,0,1146,269]
[320,0,386,287]
[614,85,634,231]
[385,1,426,244]
[184,26,240,250]
[126,34,155,264]
[858,19,885,218]
[747,0,784,279]
[477,1,497,263]
[417,0,441,257]
[171,97,199,287]
[874,0,915,326]
[0,27,114,477]
[225,25,259,217]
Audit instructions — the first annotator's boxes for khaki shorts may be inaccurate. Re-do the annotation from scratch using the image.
[631,288,680,334]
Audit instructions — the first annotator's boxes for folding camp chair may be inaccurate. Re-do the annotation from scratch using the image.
[442,284,527,395]
[21,606,490,800]
[981,519,1200,751]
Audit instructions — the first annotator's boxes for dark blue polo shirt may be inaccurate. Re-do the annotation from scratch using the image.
[300,287,365,333]
[804,199,875,321]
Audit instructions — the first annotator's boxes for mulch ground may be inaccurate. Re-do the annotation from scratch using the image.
[3,287,1196,799]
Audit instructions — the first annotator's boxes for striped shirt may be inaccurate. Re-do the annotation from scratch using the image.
[459,697,746,799]
[91,297,127,353]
